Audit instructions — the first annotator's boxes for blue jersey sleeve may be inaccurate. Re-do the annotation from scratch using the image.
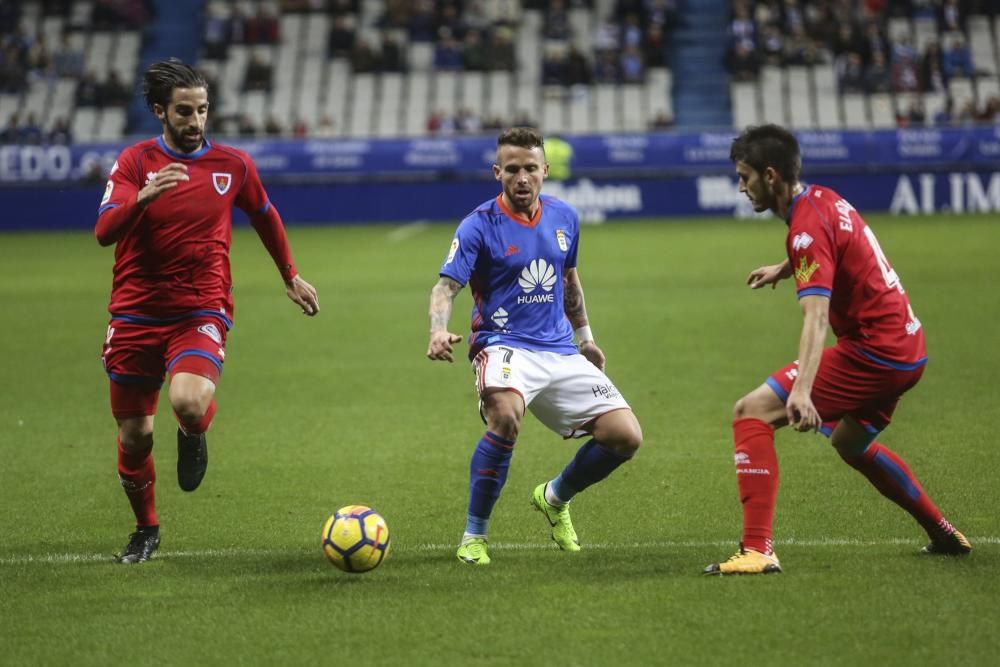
[565,208,580,269]
[439,214,484,286]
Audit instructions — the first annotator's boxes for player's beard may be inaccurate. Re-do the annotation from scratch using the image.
[167,120,204,154]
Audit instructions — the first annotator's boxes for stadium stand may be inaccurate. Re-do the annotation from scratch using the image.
[2,1,999,142]
[724,0,1000,130]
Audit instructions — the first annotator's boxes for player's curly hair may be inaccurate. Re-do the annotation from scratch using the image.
[730,124,801,183]
[143,58,208,112]
[497,127,545,153]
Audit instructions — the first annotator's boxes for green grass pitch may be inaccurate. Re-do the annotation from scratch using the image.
[1,213,998,665]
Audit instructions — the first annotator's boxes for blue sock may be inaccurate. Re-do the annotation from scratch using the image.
[551,439,630,503]
[464,432,515,537]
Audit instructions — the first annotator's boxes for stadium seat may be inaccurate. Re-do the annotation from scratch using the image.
[977,76,1000,102]
[969,16,996,76]
[375,73,404,138]
[923,92,946,124]
[730,81,759,129]
[83,33,113,81]
[887,17,912,43]
[403,70,430,137]
[621,84,644,132]
[786,66,814,129]
[568,7,593,52]
[566,89,590,134]
[0,93,20,127]
[95,107,126,141]
[408,43,434,72]
[431,70,457,119]
[812,64,841,128]
[485,71,512,113]
[70,106,98,142]
[541,86,564,133]
[869,93,896,128]
[461,71,486,119]
[244,90,268,130]
[913,17,937,53]
[296,55,324,128]
[323,59,351,132]
[21,80,49,122]
[842,93,869,128]
[48,79,78,128]
[347,73,375,137]
[593,84,617,132]
[948,77,975,107]
[759,66,787,125]
[645,68,673,121]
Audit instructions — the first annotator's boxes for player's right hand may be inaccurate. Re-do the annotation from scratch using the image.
[137,163,189,208]
[747,262,789,290]
[427,330,463,363]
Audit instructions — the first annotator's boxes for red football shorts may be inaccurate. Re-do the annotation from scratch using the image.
[766,342,925,435]
[102,315,228,419]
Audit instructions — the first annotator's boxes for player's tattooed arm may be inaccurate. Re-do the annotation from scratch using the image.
[427,277,464,363]
[564,268,604,370]
[563,268,589,329]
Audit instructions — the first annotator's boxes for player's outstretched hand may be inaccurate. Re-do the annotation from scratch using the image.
[137,163,189,208]
[580,340,606,372]
[747,262,789,290]
[285,275,319,315]
[427,330,463,363]
[786,387,821,433]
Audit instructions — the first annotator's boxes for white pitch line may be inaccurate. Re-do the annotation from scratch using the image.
[386,221,430,242]
[1,536,996,566]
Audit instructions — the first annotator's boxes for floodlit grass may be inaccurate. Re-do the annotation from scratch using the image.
[1,214,997,665]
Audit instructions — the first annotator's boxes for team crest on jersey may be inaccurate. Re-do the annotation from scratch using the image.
[101,180,114,205]
[197,323,223,344]
[212,172,232,195]
[556,229,568,252]
[793,256,820,284]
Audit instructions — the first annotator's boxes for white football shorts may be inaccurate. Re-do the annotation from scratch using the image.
[471,345,631,438]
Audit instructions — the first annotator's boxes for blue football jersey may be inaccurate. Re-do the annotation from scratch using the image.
[440,194,580,359]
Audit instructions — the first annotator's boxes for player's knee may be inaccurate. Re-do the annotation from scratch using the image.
[171,392,211,427]
[118,420,153,451]
[487,409,521,441]
[733,395,751,420]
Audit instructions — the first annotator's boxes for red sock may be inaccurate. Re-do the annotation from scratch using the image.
[117,436,157,527]
[840,441,950,538]
[733,417,779,554]
[175,399,217,435]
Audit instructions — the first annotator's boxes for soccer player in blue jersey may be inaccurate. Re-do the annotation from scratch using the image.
[426,127,643,565]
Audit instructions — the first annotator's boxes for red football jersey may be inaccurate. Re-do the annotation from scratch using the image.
[96,137,278,320]
[786,184,926,366]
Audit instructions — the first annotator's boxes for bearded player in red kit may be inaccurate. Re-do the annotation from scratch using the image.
[96,59,319,563]
[704,124,970,575]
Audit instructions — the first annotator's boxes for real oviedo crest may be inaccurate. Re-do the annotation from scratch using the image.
[212,172,232,195]
[556,229,568,252]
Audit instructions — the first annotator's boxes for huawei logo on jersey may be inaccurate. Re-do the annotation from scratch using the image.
[212,172,232,195]
[518,259,557,293]
[517,259,557,304]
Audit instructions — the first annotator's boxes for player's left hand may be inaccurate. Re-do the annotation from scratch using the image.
[579,340,606,371]
[786,387,821,433]
[285,275,319,316]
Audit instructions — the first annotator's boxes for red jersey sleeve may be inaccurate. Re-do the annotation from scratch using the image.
[234,152,269,216]
[236,154,297,281]
[787,193,836,299]
[94,148,146,246]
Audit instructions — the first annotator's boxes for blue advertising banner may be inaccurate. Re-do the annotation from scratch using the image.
[3,126,1000,186]
[2,127,999,230]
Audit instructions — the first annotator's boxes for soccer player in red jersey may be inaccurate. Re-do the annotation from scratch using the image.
[705,125,970,575]
[96,59,319,563]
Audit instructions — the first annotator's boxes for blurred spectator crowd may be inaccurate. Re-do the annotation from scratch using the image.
[725,0,999,126]
[0,0,151,145]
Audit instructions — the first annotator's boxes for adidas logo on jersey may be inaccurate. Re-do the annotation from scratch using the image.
[517,259,557,304]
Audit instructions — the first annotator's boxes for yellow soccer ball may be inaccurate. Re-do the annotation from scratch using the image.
[321,505,391,573]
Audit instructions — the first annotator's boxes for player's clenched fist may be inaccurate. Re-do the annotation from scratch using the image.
[427,330,463,363]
